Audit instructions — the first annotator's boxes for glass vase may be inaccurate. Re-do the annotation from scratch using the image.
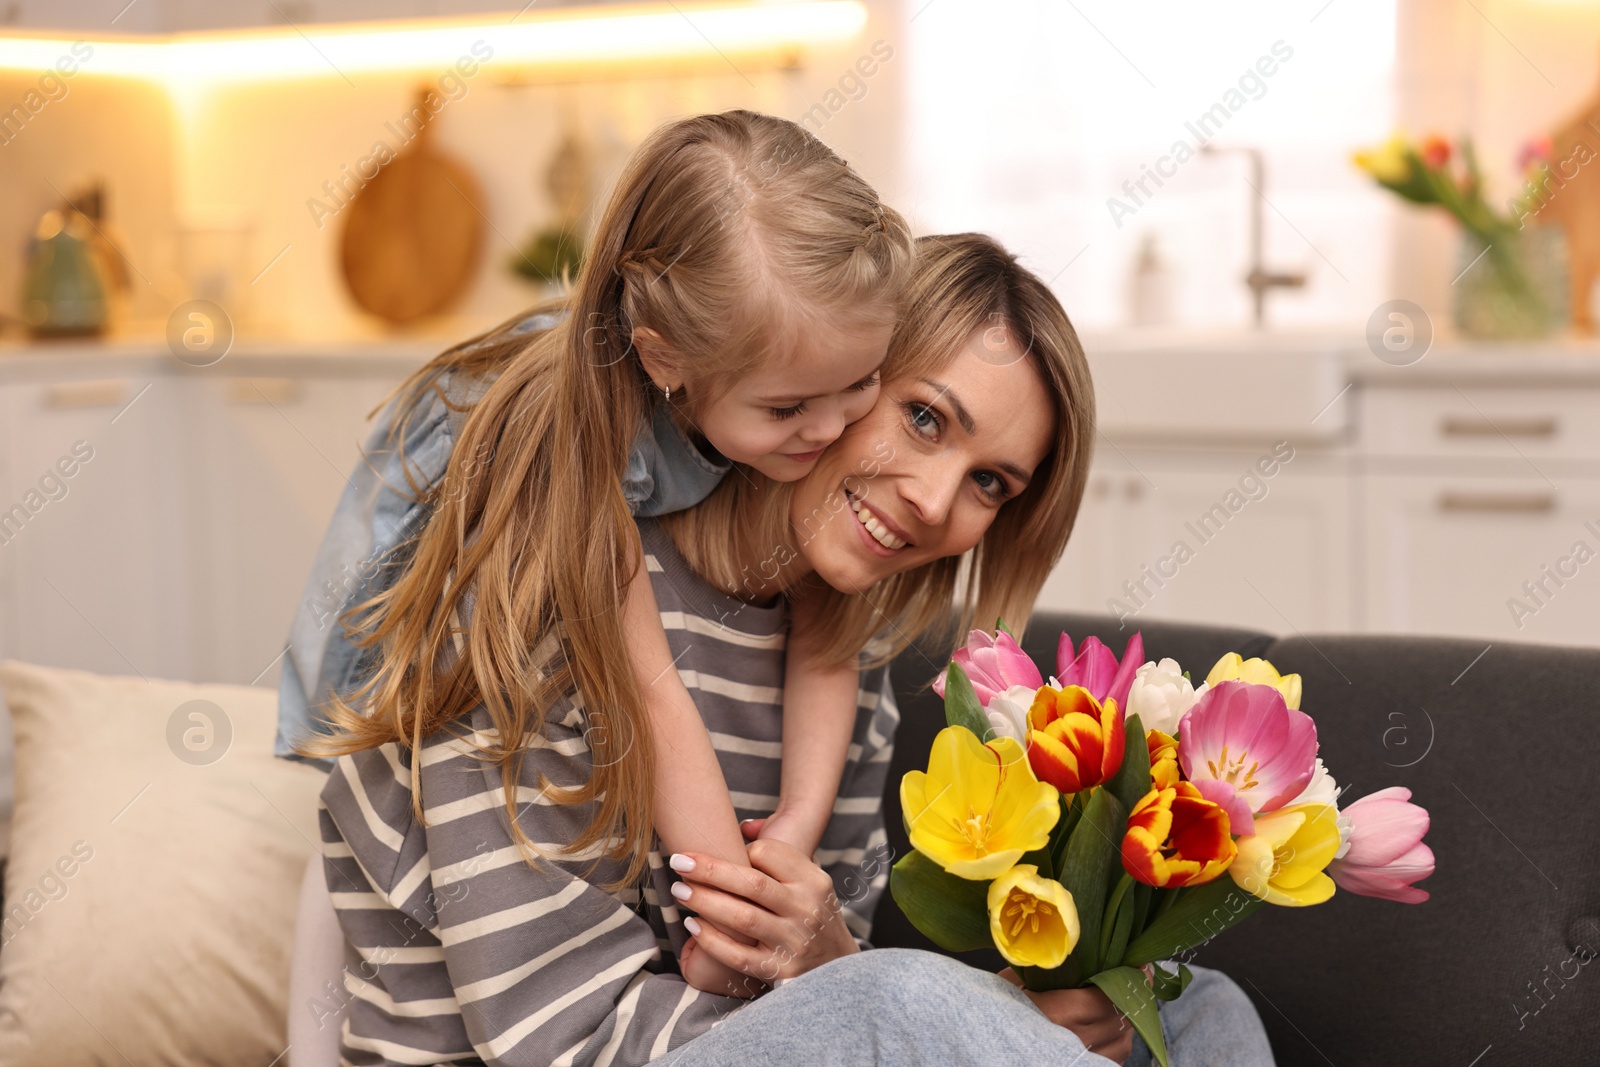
[1451,224,1569,340]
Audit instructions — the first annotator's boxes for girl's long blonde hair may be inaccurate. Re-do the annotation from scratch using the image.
[301,111,912,889]
[662,232,1097,671]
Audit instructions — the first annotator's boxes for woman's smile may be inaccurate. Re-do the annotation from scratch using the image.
[847,489,912,555]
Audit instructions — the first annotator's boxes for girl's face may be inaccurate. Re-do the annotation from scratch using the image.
[788,326,1056,590]
[692,315,894,482]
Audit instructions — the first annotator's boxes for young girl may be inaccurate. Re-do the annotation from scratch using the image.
[289,110,912,999]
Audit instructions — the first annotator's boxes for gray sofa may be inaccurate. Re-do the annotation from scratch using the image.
[875,612,1598,1066]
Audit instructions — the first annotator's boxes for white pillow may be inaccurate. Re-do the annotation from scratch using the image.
[0,661,326,1065]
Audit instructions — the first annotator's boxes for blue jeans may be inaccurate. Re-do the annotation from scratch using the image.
[659,949,1274,1066]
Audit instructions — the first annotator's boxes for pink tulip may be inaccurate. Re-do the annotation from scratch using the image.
[932,629,1043,705]
[1179,680,1318,828]
[1328,787,1434,904]
[1056,632,1144,710]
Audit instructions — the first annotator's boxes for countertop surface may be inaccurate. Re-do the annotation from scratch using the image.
[8,330,1600,386]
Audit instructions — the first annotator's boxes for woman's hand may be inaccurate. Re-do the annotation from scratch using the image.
[669,838,859,986]
[997,968,1137,1064]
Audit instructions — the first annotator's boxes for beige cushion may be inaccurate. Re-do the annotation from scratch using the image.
[0,661,326,1065]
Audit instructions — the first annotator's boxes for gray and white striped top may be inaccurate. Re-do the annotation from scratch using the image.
[318,518,899,1066]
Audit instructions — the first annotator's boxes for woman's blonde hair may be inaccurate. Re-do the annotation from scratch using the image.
[300,111,912,890]
[662,232,1097,669]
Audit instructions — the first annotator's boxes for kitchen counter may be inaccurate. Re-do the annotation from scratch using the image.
[0,336,444,383]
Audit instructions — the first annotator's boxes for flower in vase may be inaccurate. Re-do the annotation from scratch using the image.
[1121,781,1237,888]
[1229,803,1341,907]
[1026,685,1126,795]
[900,726,1059,880]
[1420,135,1452,170]
[1353,133,1413,185]
[987,864,1080,969]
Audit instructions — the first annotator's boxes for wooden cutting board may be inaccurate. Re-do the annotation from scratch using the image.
[340,89,485,324]
[1543,60,1600,333]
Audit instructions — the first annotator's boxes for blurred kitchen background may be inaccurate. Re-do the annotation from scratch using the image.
[2,0,1599,691]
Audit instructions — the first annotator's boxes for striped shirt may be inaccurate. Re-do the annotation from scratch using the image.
[318,518,899,1066]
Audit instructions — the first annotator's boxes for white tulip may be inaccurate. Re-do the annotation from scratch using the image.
[984,684,1038,744]
[1124,658,1203,735]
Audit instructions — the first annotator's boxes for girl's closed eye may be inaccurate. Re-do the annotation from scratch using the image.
[771,401,807,420]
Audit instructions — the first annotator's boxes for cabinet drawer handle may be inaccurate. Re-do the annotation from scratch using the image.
[227,378,302,404]
[1437,491,1556,514]
[42,380,131,408]
[1439,415,1557,438]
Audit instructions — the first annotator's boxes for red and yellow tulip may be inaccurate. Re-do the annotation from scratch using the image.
[1121,781,1237,888]
[1147,728,1179,790]
[1026,685,1126,795]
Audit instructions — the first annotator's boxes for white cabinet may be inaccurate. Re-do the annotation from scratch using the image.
[1039,445,1353,636]
[0,374,195,681]
[180,371,404,687]
[0,356,413,686]
[1356,382,1600,645]
[1361,471,1600,645]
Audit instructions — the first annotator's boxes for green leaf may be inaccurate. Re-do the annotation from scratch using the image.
[1122,878,1264,967]
[1048,792,1081,876]
[1020,845,1054,882]
[1148,961,1193,1002]
[1130,881,1154,935]
[942,662,991,740]
[1101,873,1137,970]
[1057,786,1127,977]
[888,850,992,953]
[1018,956,1084,991]
[995,616,1015,638]
[1106,712,1152,819]
[1090,966,1168,1067]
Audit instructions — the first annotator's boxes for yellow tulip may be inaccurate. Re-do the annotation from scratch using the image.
[1352,133,1412,184]
[1206,652,1302,710]
[900,726,1060,880]
[987,864,1080,969]
[1229,803,1341,907]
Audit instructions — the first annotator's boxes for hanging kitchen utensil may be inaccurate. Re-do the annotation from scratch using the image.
[339,87,485,325]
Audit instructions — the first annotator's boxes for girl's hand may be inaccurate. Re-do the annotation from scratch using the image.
[670,839,859,986]
[744,809,825,859]
[677,933,765,1000]
[996,967,1144,1065]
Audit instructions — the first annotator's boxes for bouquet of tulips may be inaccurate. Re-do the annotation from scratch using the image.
[891,626,1434,1066]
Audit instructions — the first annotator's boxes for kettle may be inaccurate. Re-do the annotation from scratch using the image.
[21,205,108,338]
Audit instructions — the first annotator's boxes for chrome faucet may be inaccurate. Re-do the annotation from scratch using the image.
[1201,143,1306,327]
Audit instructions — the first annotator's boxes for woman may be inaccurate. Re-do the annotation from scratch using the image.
[302,236,1274,1066]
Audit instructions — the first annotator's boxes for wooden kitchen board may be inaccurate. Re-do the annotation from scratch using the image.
[339,89,485,325]
[1542,56,1600,333]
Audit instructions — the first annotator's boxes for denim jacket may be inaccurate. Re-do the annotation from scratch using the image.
[275,311,731,766]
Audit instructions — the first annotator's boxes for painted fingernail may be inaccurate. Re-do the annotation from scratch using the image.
[671,881,693,901]
[669,853,696,872]
[684,916,702,936]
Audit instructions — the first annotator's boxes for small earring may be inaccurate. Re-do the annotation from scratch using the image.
[663,384,672,401]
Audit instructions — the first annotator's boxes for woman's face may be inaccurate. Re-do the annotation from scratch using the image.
[788,325,1056,590]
